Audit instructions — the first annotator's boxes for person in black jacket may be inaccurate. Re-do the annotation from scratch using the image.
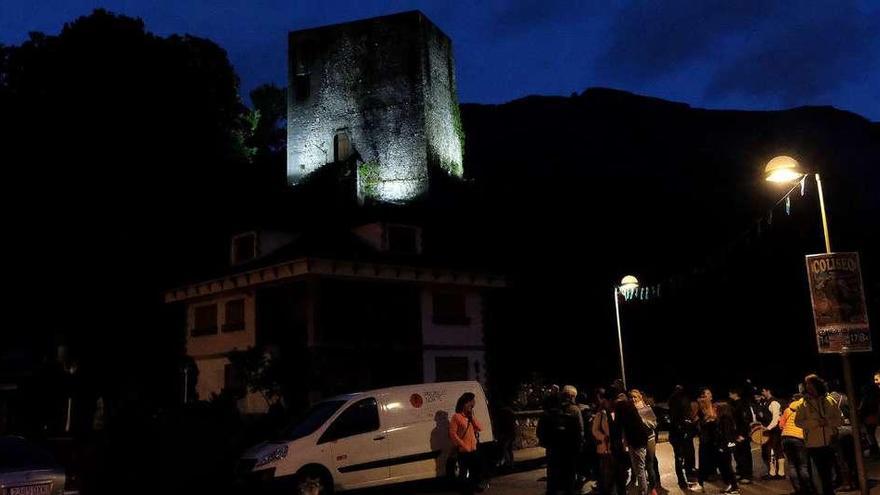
[860,371,880,457]
[697,387,719,490]
[716,402,741,494]
[538,386,584,495]
[727,387,754,484]
[668,385,696,489]
[615,393,649,495]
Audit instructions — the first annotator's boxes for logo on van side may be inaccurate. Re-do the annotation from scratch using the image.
[410,393,424,408]
[424,390,446,403]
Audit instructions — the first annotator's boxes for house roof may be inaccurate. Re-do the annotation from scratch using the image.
[163,225,505,303]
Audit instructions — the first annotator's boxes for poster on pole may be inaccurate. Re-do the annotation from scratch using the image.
[805,252,871,353]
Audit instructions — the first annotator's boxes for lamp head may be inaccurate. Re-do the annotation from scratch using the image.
[619,275,639,291]
[765,155,804,183]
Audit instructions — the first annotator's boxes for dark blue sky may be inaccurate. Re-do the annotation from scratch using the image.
[2,0,878,120]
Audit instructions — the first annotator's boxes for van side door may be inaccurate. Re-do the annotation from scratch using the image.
[385,393,451,481]
[318,397,389,489]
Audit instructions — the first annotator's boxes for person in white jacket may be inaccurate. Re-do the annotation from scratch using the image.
[796,374,843,495]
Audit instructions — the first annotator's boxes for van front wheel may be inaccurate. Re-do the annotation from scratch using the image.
[295,465,334,495]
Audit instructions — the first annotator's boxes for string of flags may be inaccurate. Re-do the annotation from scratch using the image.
[621,176,809,302]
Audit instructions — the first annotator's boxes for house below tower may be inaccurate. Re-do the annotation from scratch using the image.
[164,221,504,414]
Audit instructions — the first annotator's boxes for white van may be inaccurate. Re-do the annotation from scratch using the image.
[238,381,494,493]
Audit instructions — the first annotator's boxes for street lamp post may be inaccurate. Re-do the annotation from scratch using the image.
[765,155,868,495]
[614,275,639,390]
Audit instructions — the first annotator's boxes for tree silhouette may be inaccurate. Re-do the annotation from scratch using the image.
[0,9,260,408]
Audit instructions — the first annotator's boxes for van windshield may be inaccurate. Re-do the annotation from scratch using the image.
[280,400,346,441]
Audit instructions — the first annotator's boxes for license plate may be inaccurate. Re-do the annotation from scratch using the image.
[4,484,52,495]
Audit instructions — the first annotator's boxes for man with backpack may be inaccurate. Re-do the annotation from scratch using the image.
[796,374,843,495]
[615,391,650,495]
[756,386,784,480]
[538,385,584,495]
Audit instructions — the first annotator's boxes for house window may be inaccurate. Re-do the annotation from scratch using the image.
[223,299,245,333]
[435,356,469,382]
[224,363,245,398]
[387,225,418,254]
[232,233,257,264]
[432,292,469,325]
[192,304,218,336]
[333,131,351,162]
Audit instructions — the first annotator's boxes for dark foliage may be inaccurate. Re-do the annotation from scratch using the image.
[0,8,267,415]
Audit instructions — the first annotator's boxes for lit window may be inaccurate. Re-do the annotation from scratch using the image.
[223,299,245,333]
[192,304,218,336]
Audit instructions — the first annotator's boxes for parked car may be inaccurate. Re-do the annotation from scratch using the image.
[237,381,495,493]
[0,436,69,495]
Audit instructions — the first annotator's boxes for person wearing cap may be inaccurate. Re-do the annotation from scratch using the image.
[539,385,584,495]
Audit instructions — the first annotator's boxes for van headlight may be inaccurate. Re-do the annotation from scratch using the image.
[255,445,288,468]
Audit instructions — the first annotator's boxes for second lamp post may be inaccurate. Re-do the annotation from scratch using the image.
[614,275,639,390]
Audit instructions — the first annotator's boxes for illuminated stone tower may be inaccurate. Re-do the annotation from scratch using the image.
[287,11,464,203]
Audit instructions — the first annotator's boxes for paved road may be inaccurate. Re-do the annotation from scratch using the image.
[355,442,880,495]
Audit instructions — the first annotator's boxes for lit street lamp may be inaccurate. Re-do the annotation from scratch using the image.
[764,155,868,495]
[614,275,639,390]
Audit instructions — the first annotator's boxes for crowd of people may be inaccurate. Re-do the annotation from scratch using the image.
[533,370,880,495]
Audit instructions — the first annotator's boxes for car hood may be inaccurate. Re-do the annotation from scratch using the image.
[241,440,291,460]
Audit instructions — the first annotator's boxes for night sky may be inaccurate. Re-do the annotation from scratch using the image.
[2,0,877,121]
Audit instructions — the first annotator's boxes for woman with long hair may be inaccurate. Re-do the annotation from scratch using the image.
[630,389,662,492]
[715,402,741,494]
[696,387,718,491]
[450,392,485,493]
[796,374,842,495]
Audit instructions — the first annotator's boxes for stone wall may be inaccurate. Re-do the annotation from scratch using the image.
[287,11,463,203]
[421,18,464,177]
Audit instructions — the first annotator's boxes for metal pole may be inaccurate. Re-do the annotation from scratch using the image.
[614,287,627,390]
[842,352,869,495]
[815,173,868,495]
[65,397,72,433]
[183,367,189,404]
[815,174,832,254]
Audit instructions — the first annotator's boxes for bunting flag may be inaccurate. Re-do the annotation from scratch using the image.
[618,175,813,304]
